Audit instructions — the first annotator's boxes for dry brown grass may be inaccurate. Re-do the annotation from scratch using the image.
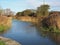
[0,15,12,27]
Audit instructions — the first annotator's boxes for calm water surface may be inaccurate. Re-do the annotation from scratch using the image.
[0,20,59,45]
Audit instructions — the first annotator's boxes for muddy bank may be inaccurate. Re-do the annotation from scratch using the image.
[0,36,21,45]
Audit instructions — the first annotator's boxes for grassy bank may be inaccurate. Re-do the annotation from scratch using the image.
[15,16,38,23]
[0,40,5,45]
[0,15,12,32]
[39,26,60,33]
[15,16,60,33]
[0,25,9,32]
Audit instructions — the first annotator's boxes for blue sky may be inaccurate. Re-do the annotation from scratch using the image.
[0,0,60,12]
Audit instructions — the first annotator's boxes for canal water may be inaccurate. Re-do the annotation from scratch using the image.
[0,20,59,45]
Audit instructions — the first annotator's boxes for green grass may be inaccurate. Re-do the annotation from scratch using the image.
[40,26,60,33]
[0,25,9,32]
[0,41,6,45]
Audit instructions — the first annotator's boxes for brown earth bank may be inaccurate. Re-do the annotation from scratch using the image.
[0,15,12,27]
[15,16,38,23]
[15,16,45,24]
[0,36,21,45]
[15,11,60,30]
[41,11,60,29]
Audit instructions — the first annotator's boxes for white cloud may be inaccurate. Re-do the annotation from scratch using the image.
[1,0,60,12]
[26,0,43,8]
[45,1,60,7]
[26,0,60,8]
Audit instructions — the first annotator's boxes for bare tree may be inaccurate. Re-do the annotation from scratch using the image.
[0,7,3,16]
[3,8,14,16]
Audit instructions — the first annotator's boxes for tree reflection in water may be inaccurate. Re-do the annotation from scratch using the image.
[0,29,10,36]
[36,28,60,45]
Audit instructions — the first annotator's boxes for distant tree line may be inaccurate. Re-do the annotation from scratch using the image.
[0,7,14,17]
[16,9,37,17]
[16,4,50,17]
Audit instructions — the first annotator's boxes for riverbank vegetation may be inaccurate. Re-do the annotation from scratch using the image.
[0,40,5,45]
[0,4,60,32]
[0,25,9,32]
[15,4,60,33]
[0,8,12,32]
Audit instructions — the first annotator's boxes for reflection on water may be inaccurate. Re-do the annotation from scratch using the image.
[37,28,60,45]
[0,20,59,45]
[0,30,9,36]
[49,33,60,45]
[0,27,12,36]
